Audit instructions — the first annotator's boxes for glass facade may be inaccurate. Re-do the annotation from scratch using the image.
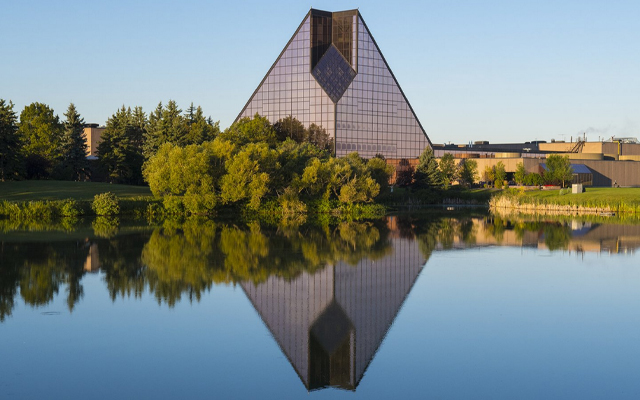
[238,9,431,159]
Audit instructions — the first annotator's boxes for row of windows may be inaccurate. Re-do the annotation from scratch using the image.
[337,143,397,152]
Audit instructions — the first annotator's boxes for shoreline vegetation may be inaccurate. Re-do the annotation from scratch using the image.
[2,181,640,224]
[490,187,640,219]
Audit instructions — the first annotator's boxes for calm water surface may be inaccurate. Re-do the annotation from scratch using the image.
[1,215,639,399]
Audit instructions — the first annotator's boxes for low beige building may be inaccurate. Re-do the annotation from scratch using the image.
[429,140,640,187]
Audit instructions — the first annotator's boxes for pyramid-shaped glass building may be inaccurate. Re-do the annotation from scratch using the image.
[237,9,432,159]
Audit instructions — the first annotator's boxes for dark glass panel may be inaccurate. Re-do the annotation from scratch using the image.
[311,11,332,69]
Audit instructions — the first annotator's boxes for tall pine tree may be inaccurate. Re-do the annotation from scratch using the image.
[57,103,88,181]
[414,146,441,187]
[98,106,145,184]
[0,99,23,181]
[143,100,187,159]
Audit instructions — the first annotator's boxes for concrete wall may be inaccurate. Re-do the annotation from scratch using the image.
[577,160,640,187]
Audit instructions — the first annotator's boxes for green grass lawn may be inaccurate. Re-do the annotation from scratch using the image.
[518,187,640,207]
[0,181,152,202]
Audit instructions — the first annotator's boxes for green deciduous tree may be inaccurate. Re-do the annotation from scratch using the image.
[0,99,23,181]
[219,142,280,209]
[307,123,332,152]
[524,172,544,186]
[438,153,458,189]
[366,156,394,193]
[274,139,329,194]
[514,162,526,185]
[458,159,478,187]
[219,113,277,147]
[482,165,495,186]
[18,102,63,178]
[273,116,333,151]
[395,159,414,187]
[494,161,506,188]
[57,103,87,181]
[143,142,225,214]
[544,154,573,187]
[274,115,307,143]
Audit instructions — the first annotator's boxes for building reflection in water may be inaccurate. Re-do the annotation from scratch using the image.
[241,236,425,391]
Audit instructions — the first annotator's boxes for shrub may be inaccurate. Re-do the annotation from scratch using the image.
[21,201,54,219]
[280,187,307,214]
[92,192,120,216]
[59,199,81,217]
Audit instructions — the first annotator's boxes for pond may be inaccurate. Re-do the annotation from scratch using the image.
[1,213,639,399]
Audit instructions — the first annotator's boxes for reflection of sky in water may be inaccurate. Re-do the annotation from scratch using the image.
[0,223,639,399]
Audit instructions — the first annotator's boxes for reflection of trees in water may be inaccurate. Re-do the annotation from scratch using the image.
[543,223,572,250]
[0,241,89,320]
[99,233,150,302]
[0,214,590,318]
[141,219,223,306]
[92,217,120,238]
[484,216,507,243]
[140,220,392,306]
[0,217,80,234]
[400,216,479,258]
[0,218,395,315]
[0,246,21,322]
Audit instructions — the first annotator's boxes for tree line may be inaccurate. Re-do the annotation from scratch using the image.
[396,149,574,190]
[1,100,88,181]
[395,148,480,189]
[0,99,222,183]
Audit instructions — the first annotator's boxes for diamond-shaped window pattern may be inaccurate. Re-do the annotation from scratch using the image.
[312,45,356,103]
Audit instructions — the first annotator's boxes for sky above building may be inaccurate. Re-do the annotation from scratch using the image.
[1,0,638,145]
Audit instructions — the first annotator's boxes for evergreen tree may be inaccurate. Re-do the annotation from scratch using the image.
[414,146,440,187]
[185,105,219,145]
[57,103,87,181]
[143,100,188,159]
[98,106,145,184]
[0,99,23,181]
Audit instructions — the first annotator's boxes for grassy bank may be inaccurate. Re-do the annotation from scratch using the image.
[379,187,497,209]
[0,180,388,222]
[492,187,640,215]
[0,180,152,201]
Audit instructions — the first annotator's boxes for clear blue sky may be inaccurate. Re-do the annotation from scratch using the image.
[1,0,638,144]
